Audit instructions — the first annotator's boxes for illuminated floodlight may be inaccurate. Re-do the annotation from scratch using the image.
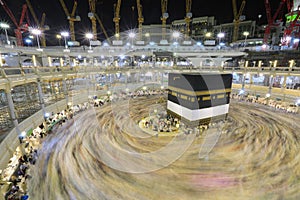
[266,93,271,98]
[149,41,155,45]
[239,89,245,95]
[141,55,146,59]
[25,39,32,45]
[44,112,50,118]
[296,99,300,106]
[243,31,250,37]
[217,32,225,39]
[160,86,164,89]
[173,41,178,45]
[142,86,147,90]
[107,91,111,95]
[145,33,150,37]
[196,42,201,46]
[103,42,109,46]
[205,32,212,37]
[172,31,180,38]
[128,32,136,38]
[56,34,62,39]
[60,31,69,37]
[119,55,125,59]
[78,55,82,59]
[262,44,268,49]
[20,131,26,137]
[85,33,93,39]
[294,38,300,43]
[31,28,41,35]
[125,88,129,92]
[126,42,131,46]
[0,22,9,29]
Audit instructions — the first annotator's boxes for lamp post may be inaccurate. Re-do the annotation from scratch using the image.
[25,38,32,47]
[172,31,180,66]
[31,28,42,49]
[56,34,62,46]
[85,33,93,50]
[128,31,136,48]
[217,32,225,47]
[60,31,69,49]
[0,23,10,45]
[243,31,249,47]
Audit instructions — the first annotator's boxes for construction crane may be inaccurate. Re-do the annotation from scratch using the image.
[232,0,246,42]
[25,0,48,47]
[263,0,290,44]
[88,0,97,40]
[161,0,168,40]
[95,13,111,43]
[185,0,192,38]
[282,2,300,47]
[136,0,144,40]
[59,0,80,41]
[0,0,29,46]
[113,0,122,37]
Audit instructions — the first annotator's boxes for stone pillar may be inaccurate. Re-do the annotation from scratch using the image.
[125,73,128,86]
[281,75,287,91]
[37,79,46,116]
[62,79,69,105]
[241,73,246,92]
[0,53,3,67]
[249,74,253,89]
[6,89,21,135]
[32,55,37,67]
[268,75,274,95]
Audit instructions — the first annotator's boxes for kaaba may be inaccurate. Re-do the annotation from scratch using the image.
[167,73,233,126]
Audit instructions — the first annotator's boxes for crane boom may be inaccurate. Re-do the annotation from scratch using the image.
[59,0,70,16]
[161,0,168,39]
[25,0,39,25]
[95,13,110,43]
[136,0,144,39]
[0,0,18,27]
[232,0,246,42]
[264,0,289,44]
[26,0,47,47]
[88,0,97,40]
[185,0,192,38]
[113,0,122,37]
[59,0,80,41]
[0,0,29,46]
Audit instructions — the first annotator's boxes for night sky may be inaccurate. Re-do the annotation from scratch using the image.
[0,0,283,45]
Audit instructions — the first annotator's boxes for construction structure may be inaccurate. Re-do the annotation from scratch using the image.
[113,0,122,38]
[263,0,291,45]
[136,0,144,40]
[232,0,246,42]
[59,0,81,43]
[25,0,49,47]
[185,0,192,38]
[0,0,29,46]
[281,0,300,48]
[88,0,97,40]
[161,0,168,40]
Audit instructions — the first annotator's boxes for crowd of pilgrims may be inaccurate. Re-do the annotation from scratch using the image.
[2,88,166,199]
[3,104,89,200]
